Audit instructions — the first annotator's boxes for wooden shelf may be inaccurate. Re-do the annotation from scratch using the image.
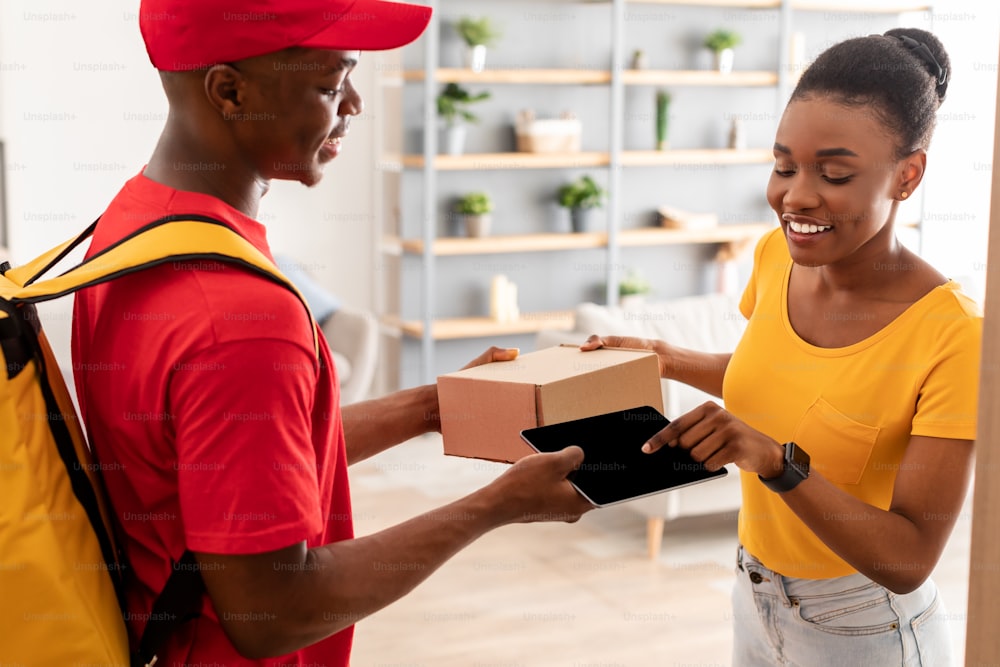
[621,148,773,166]
[627,0,780,6]
[618,223,773,246]
[626,0,927,7]
[405,69,778,87]
[401,152,611,170]
[386,224,774,256]
[398,149,772,170]
[791,1,931,11]
[393,311,576,340]
[395,232,607,256]
[623,70,778,87]
[404,68,611,85]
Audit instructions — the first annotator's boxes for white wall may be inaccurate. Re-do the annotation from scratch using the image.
[0,0,378,368]
[0,0,996,371]
[917,1,1000,304]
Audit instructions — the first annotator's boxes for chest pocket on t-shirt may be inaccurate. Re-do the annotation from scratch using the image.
[792,397,881,485]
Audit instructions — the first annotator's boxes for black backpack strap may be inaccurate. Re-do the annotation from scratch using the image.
[133,550,206,667]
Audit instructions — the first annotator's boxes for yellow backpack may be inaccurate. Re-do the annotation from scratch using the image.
[0,215,316,666]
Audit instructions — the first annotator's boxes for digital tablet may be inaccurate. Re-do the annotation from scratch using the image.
[520,405,728,507]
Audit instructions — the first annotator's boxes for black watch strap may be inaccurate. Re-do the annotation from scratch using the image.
[759,442,810,493]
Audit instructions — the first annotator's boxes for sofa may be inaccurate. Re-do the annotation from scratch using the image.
[535,292,747,559]
[274,255,378,405]
[320,306,378,405]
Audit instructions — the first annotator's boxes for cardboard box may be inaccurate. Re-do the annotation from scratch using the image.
[437,344,663,463]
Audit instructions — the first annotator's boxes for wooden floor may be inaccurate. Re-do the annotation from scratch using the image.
[348,434,972,667]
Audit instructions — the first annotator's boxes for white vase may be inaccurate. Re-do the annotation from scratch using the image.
[440,124,466,156]
[465,44,487,72]
[715,48,734,74]
[620,294,646,310]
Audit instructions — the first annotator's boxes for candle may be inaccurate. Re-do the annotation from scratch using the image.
[506,280,519,321]
[490,274,509,321]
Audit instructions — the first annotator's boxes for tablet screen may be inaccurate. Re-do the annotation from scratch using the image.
[520,405,728,507]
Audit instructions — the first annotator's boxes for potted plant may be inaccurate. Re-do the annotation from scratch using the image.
[436,82,490,155]
[704,28,741,73]
[656,90,671,151]
[631,48,648,71]
[619,269,652,309]
[454,191,494,237]
[557,175,607,233]
[456,16,502,72]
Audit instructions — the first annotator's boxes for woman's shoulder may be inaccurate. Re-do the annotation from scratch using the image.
[931,281,983,319]
[904,250,981,320]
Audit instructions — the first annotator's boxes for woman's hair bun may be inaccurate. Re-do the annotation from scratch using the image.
[884,27,950,103]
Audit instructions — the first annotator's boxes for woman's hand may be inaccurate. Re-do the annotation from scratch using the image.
[644,401,784,477]
[580,334,672,378]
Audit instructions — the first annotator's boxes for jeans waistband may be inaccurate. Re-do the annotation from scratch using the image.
[736,544,792,606]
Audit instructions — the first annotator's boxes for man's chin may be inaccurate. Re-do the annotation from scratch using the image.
[270,167,324,188]
[299,170,324,187]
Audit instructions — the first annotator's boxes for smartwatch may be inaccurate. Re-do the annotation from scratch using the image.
[759,442,810,493]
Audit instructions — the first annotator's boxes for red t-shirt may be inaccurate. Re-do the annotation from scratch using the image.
[71,172,354,665]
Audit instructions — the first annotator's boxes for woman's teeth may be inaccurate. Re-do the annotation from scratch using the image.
[788,220,831,234]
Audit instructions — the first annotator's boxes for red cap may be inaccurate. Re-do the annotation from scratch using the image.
[139,0,432,71]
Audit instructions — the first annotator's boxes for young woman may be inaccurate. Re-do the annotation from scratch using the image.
[585,28,980,665]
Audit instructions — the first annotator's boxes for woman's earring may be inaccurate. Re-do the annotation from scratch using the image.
[900,191,909,200]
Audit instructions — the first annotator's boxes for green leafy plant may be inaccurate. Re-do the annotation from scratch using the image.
[454,192,494,216]
[656,89,671,150]
[619,269,651,297]
[436,83,491,126]
[557,175,607,210]
[703,29,742,53]
[456,16,502,47]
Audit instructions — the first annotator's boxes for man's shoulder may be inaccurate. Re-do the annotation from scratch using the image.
[112,261,313,347]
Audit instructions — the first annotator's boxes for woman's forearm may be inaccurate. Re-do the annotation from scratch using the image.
[664,346,731,398]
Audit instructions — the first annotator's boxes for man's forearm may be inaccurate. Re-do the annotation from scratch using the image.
[203,487,510,658]
[342,384,439,464]
[198,446,591,658]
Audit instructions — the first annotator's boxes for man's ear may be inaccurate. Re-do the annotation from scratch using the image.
[897,149,927,198]
[203,64,243,116]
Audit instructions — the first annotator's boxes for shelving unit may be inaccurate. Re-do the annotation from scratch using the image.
[378,0,932,387]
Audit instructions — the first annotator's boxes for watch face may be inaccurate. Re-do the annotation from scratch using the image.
[786,442,810,472]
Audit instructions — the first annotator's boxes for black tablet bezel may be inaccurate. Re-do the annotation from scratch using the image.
[520,405,728,507]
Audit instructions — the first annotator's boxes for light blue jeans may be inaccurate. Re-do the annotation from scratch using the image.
[732,546,953,666]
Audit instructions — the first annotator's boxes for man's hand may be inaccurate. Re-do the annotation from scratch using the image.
[642,401,783,477]
[485,446,594,525]
[461,345,520,370]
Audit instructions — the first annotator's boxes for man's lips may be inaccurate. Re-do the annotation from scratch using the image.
[319,135,344,159]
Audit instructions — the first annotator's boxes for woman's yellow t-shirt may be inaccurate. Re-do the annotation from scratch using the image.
[725,228,982,579]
